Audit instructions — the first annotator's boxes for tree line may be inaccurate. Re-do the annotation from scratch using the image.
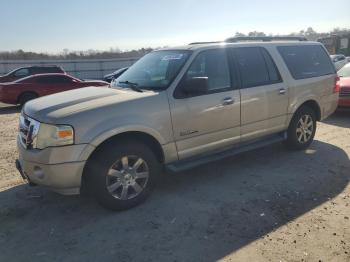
[234,27,350,41]
[1,27,349,60]
[0,48,153,61]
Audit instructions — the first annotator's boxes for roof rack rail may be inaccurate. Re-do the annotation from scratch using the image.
[188,36,308,45]
[225,36,308,42]
[188,41,222,45]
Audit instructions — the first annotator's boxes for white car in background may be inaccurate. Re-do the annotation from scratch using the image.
[330,54,347,71]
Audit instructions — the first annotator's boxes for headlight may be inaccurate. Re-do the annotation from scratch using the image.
[36,123,74,149]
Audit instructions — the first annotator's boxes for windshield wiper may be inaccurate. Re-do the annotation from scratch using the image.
[118,81,143,92]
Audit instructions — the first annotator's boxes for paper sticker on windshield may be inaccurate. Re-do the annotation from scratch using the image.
[162,54,184,61]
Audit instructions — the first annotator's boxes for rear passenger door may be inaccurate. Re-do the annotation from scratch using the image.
[229,47,288,141]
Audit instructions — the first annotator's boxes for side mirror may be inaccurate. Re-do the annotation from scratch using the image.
[182,77,209,95]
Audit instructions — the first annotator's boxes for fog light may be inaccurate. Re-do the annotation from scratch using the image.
[33,166,45,180]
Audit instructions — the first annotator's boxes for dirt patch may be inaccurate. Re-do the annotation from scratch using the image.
[0,104,22,188]
[0,104,349,261]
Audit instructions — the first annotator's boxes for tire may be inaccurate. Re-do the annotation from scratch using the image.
[86,140,161,211]
[18,92,38,107]
[286,106,317,150]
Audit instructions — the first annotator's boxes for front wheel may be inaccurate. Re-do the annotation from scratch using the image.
[86,140,161,211]
[286,106,317,150]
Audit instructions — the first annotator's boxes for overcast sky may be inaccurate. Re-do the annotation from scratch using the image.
[1,0,349,53]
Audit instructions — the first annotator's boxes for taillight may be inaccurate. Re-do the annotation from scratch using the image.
[334,76,341,93]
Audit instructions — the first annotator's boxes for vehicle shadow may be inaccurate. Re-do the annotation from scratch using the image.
[323,108,350,128]
[0,141,349,261]
[0,105,20,115]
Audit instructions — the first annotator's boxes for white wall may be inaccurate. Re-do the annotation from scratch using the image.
[0,57,140,79]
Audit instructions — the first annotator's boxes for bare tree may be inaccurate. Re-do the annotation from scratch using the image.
[248,31,266,37]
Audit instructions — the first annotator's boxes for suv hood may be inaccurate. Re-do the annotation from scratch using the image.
[84,80,108,85]
[24,86,156,123]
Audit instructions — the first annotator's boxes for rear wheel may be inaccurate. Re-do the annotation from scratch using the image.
[86,140,161,211]
[286,106,316,150]
[18,92,38,107]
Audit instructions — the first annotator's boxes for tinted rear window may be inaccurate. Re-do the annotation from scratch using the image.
[46,67,63,73]
[277,45,335,80]
[235,47,269,88]
[232,47,281,88]
[261,48,281,82]
[32,67,63,74]
[37,75,71,84]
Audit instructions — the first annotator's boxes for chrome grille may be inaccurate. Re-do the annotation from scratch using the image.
[19,114,40,149]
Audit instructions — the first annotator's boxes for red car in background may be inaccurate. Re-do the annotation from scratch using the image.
[337,63,350,107]
[0,65,65,83]
[0,73,108,106]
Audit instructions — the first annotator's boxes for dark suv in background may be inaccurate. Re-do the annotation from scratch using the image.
[103,67,128,83]
[0,65,65,83]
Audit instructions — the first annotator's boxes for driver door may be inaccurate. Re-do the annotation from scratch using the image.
[168,48,241,160]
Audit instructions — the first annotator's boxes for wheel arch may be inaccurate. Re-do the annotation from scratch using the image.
[17,91,39,104]
[81,131,165,192]
[96,131,164,161]
[289,99,321,125]
[298,100,321,120]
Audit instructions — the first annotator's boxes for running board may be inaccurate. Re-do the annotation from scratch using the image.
[166,132,287,173]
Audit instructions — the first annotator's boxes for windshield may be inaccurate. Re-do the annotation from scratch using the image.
[338,64,350,77]
[111,50,192,91]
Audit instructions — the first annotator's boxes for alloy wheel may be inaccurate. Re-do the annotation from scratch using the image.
[106,155,149,200]
[296,114,314,144]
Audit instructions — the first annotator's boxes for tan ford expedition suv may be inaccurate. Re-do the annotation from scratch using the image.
[16,37,339,210]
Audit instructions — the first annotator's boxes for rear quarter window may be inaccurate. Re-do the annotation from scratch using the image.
[277,45,335,80]
[47,67,63,73]
[32,67,63,74]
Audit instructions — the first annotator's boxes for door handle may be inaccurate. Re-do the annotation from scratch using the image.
[221,97,234,106]
[279,88,286,95]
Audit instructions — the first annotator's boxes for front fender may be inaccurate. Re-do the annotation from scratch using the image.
[75,125,168,163]
[89,125,167,147]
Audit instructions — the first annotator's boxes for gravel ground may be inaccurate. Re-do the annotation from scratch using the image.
[0,103,349,262]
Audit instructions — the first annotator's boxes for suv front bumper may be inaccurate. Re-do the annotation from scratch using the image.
[16,136,95,195]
